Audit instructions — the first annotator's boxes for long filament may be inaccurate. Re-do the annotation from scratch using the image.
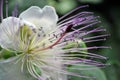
[0,0,3,20]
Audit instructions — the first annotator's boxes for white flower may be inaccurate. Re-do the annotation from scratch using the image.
[0,5,108,80]
[0,6,66,80]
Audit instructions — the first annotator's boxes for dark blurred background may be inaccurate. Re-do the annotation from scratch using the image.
[3,0,120,80]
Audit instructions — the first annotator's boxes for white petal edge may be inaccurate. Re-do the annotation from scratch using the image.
[19,6,58,32]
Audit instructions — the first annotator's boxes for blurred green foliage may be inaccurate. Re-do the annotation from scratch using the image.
[79,0,103,4]
[48,0,77,14]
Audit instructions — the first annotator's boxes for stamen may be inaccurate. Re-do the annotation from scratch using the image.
[85,38,106,43]
[59,5,89,21]
[74,17,100,27]
[32,28,37,33]
[38,27,43,31]
[58,12,93,25]
[38,33,41,37]
[12,2,18,17]
[32,24,74,52]
[65,24,73,33]
[0,0,3,20]
[63,51,107,60]
[65,22,99,38]
[38,77,46,80]
[78,27,106,37]
[83,34,110,40]
[64,46,111,53]
[6,0,8,17]
[40,65,95,79]
[58,16,99,29]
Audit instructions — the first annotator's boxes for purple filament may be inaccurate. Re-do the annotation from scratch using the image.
[6,0,8,17]
[84,38,106,43]
[59,5,89,21]
[83,34,110,40]
[12,2,18,17]
[0,0,3,20]
[58,12,94,25]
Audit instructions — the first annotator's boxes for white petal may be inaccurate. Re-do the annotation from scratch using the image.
[19,6,58,32]
[0,17,36,51]
[0,17,21,50]
[0,56,36,80]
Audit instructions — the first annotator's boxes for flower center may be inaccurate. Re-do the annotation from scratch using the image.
[31,24,73,52]
[19,22,73,54]
[19,24,34,53]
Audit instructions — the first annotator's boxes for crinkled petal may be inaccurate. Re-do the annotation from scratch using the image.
[0,17,22,50]
[0,17,34,51]
[19,6,58,32]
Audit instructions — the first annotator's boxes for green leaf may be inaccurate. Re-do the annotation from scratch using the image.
[69,65,107,80]
[64,39,87,52]
[103,65,118,80]
[0,57,36,80]
[0,49,15,59]
[55,0,77,14]
[64,39,87,49]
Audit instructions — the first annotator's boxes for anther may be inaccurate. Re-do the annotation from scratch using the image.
[42,43,45,48]
[38,34,40,37]
[39,27,43,31]
[32,29,36,33]
[43,34,46,37]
